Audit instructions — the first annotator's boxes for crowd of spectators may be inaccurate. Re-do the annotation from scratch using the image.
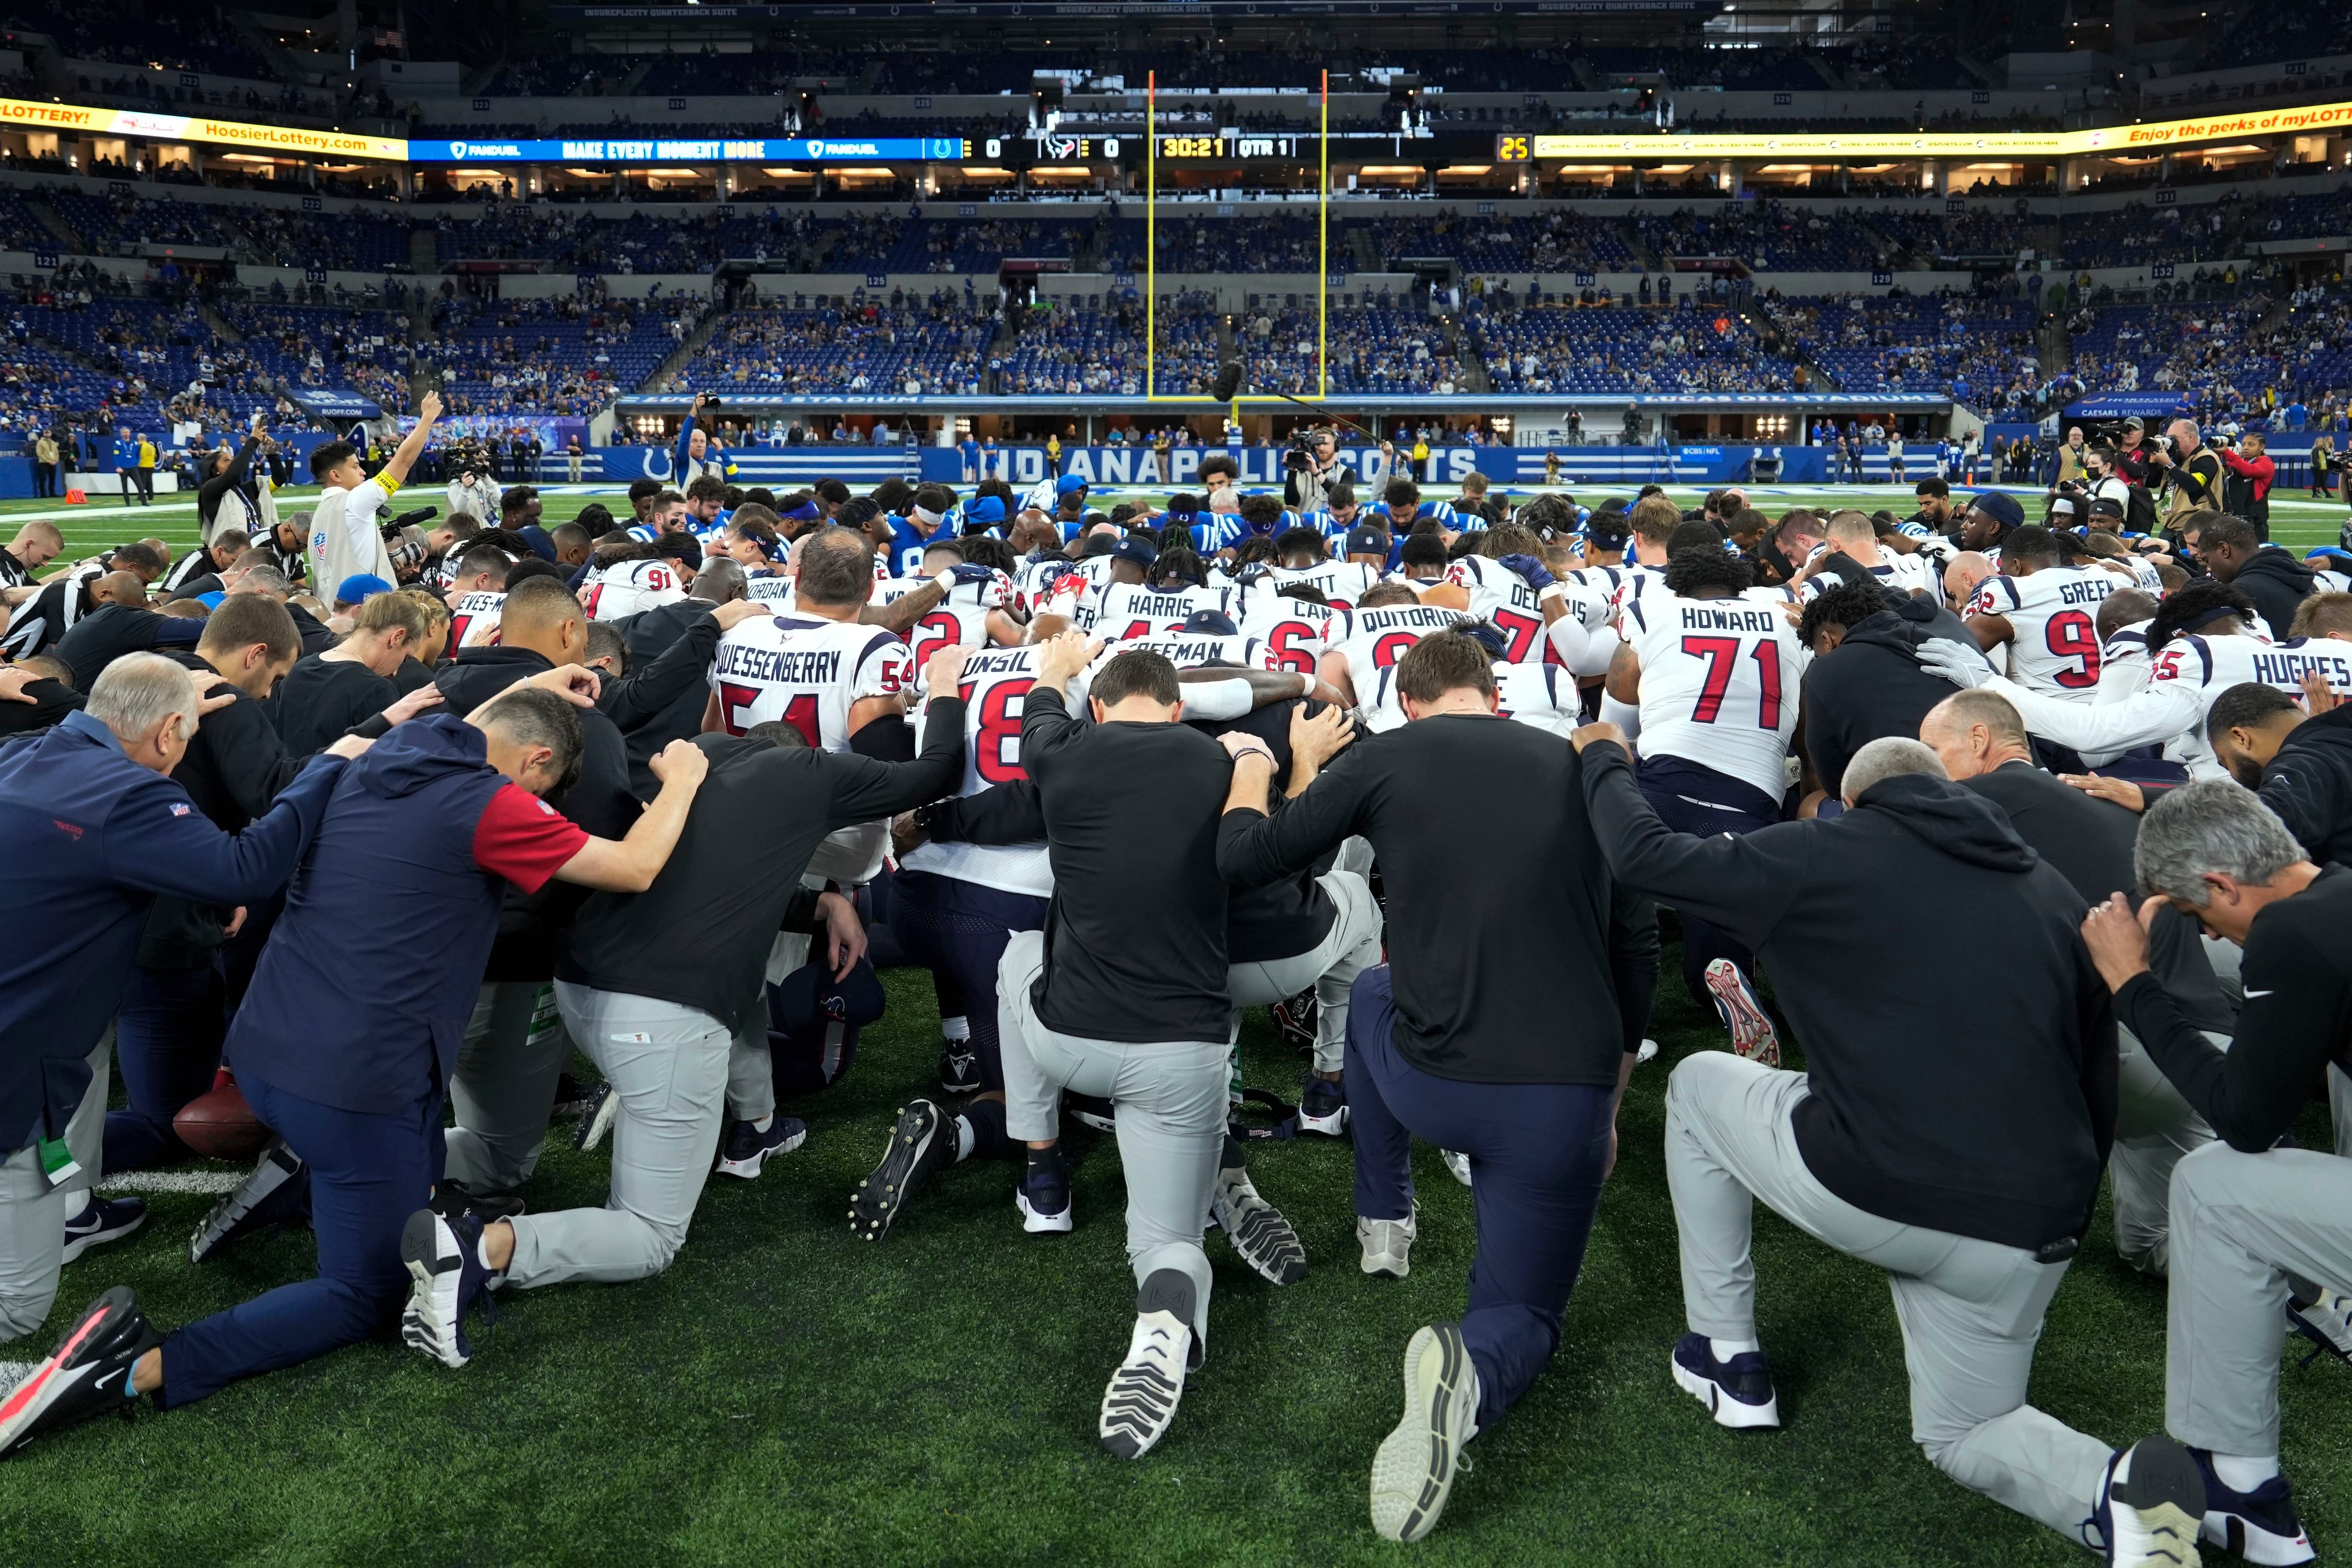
[667,290,993,396]
[1469,296,1796,395]
[421,293,691,416]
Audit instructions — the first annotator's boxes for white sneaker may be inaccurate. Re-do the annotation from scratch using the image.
[1213,1163,1306,1285]
[1441,1149,1473,1188]
[1358,1211,1417,1279]
[1098,1269,1198,1459]
[1369,1323,1478,1543]
[2099,1436,2208,1568]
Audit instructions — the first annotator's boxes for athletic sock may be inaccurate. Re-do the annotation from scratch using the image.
[941,1016,970,1042]
[1708,1337,1761,1361]
[750,1112,773,1134]
[958,1098,1012,1162]
[1025,1143,1067,1183]
[2210,1452,2282,1492]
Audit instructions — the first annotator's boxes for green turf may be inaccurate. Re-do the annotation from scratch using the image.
[13,484,2349,566]
[2,957,2346,1566]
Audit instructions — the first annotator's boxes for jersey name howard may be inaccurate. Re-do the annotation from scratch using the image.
[713,640,844,685]
[1672,603,1781,634]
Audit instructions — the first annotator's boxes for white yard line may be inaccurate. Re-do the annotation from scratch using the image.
[97,1169,246,1195]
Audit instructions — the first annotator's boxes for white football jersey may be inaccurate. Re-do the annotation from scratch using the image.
[583,558,686,621]
[1241,595,1354,680]
[708,613,913,750]
[1444,556,1556,664]
[1608,562,1670,639]
[742,573,797,612]
[1967,566,2119,699]
[1795,546,1938,603]
[1621,592,1801,802]
[2148,632,2350,775]
[1089,581,1239,640]
[446,590,505,649]
[1327,602,1465,703]
[901,643,1089,898]
[1089,630,1267,675]
[1493,662,1581,738]
[1263,559,1381,612]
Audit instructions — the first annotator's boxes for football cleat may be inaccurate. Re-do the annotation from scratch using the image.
[1359,1211,1416,1280]
[0,1288,163,1459]
[398,1205,496,1369]
[2191,1450,2312,1566]
[60,1195,146,1266]
[1016,1158,1073,1235]
[1704,958,1781,1068]
[2285,1281,2352,1367]
[188,1139,308,1264]
[548,1073,595,1121]
[572,1081,618,1153]
[938,1040,982,1097]
[2095,1436,2208,1568]
[1270,988,1318,1053]
[1440,1149,1473,1188]
[848,1101,953,1241]
[1098,1269,1198,1459]
[714,1115,807,1180]
[1369,1322,1478,1543]
[1213,1162,1306,1285]
[1299,1074,1348,1137]
[1670,1333,1781,1429]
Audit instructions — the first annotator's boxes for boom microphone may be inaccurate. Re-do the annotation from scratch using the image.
[1208,359,1388,448]
[1212,360,1245,402]
[389,505,439,530]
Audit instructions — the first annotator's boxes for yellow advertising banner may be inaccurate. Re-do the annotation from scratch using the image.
[0,96,407,161]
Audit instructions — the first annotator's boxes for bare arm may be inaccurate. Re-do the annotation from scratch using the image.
[379,390,444,489]
[862,579,944,635]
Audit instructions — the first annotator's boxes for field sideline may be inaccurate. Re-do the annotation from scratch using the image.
[12,483,2349,565]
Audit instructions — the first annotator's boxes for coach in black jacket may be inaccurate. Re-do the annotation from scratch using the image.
[1575,725,2161,1552]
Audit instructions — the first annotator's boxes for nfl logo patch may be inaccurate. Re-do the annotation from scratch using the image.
[169,804,191,817]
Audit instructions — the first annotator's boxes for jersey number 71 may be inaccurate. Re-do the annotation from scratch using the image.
[1682,636,1782,728]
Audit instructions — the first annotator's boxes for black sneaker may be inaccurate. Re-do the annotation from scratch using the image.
[2191,1448,2313,1565]
[549,1073,595,1121]
[714,1115,808,1179]
[1098,1269,1199,1459]
[572,1081,617,1152]
[437,1182,526,1224]
[1669,1332,1781,1429]
[847,1100,954,1241]
[1270,988,1318,1053]
[1212,1162,1307,1285]
[188,1139,309,1263]
[938,1039,981,1096]
[61,1195,146,1265]
[398,1205,497,1369]
[1299,1074,1348,1137]
[0,1288,164,1459]
[1017,1157,1073,1235]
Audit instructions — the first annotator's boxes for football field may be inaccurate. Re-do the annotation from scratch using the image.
[2,961,2348,1566]
[13,483,2349,565]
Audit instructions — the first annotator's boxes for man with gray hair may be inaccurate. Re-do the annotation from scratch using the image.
[2080,780,2352,1563]
[1571,722,2208,1565]
[0,653,353,1353]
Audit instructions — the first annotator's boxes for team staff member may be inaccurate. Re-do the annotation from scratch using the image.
[2202,671,2352,869]
[307,391,444,597]
[1575,729,2206,1565]
[0,677,709,1449]
[2082,782,2352,1563]
[395,645,974,1367]
[0,654,354,1351]
[1220,630,1654,1544]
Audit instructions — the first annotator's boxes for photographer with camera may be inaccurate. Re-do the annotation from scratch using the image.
[2145,418,2225,528]
[2221,430,2275,537]
[447,459,501,527]
[1283,425,1348,512]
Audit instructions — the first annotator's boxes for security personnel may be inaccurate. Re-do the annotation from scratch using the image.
[0,653,350,1345]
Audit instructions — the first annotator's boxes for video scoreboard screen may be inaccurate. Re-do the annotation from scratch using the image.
[1156,133,1305,159]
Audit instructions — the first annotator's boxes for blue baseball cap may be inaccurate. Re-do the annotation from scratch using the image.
[334,573,393,605]
[1110,537,1159,570]
[1056,473,1089,496]
[1181,609,1238,636]
[1966,490,2026,531]
[964,494,1007,526]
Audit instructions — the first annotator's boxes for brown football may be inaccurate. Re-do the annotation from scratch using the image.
[174,1079,272,1161]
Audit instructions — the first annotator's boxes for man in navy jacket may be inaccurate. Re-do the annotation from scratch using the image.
[0,653,351,1348]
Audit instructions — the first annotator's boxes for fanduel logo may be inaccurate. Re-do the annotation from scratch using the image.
[449,142,468,159]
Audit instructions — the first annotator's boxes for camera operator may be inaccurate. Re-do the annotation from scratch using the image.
[1283,426,1347,512]
[2111,416,2157,491]
[448,458,501,525]
[2146,417,2224,525]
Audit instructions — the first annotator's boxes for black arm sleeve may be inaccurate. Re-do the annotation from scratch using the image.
[2117,919,2351,1151]
[822,696,966,826]
[1607,880,1661,1056]
[924,779,1046,845]
[2259,763,2347,865]
[777,884,826,934]
[212,700,308,821]
[1214,743,1374,889]
[848,713,918,763]
[602,614,721,733]
[196,437,259,528]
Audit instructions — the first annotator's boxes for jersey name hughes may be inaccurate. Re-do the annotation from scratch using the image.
[714,641,843,685]
[1676,604,1781,634]
[2249,648,2352,690]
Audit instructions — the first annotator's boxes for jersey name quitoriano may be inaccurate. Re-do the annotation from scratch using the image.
[709,613,913,750]
[1240,596,1354,678]
[1089,581,1239,639]
[1444,556,1559,664]
[902,643,1088,899]
[1327,602,1465,700]
[1090,631,1267,675]
[1622,592,1801,802]
[1967,566,2119,698]
[583,557,687,621]
[1263,558,1381,612]
[446,590,506,650]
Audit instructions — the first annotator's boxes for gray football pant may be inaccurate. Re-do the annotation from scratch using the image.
[502,984,730,1289]
[0,1032,108,1342]
[999,929,1230,1348]
[726,933,808,1125]
[2110,1023,2226,1277]
[2169,1140,2352,1458]
[443,982,572,1194]
[1224,870,1383,1075]
[1665,1051,2111,1542]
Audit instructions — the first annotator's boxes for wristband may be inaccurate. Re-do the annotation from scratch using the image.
[933,569,957,594]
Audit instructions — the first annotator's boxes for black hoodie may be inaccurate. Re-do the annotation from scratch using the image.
[1798,605,1964,796]
[2261,701,2352,869]
[1583,745,2116,1252]
[2230,547,2316,642]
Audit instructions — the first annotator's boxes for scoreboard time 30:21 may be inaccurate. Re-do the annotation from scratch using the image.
[1156,134,1305,159]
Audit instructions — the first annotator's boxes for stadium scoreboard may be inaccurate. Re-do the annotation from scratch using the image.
[1156,134,1306,159]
